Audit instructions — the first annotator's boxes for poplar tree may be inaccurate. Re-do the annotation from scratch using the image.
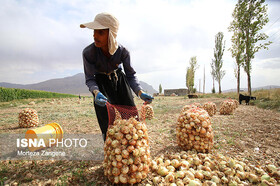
[212,32,226,94]
[159,84,162,94]
[210,62,216,93]
[228,30,245,95]
[186,67,194,94]
[186,56,199,94]
[229,0,271,95]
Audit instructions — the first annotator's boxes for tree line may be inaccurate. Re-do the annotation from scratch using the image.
[185,0,271,95]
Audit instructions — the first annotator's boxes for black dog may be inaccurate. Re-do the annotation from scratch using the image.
[188,94,198,99]
[239,94,256,105]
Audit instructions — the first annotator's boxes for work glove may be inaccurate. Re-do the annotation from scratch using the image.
[95,92,107,107]
[139,91,154,104]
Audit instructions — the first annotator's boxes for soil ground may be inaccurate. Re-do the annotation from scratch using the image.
[0,96,279,185]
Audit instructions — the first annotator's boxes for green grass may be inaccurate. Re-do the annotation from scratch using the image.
[197,88,280,112]
[0,87,76,102]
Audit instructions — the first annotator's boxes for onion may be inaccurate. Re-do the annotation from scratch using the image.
[129,139,137,146]
[185,170,195,180]
[121,165,129,174]
[112,167,120,176]
[151,160,158,170]
[167,165,176,172]
[120,126,129,134]
[171,159,180,168]
[130,164,138,172]
[125,133,132,141]
[127,145,134,153]
[176,180,184,186]
[135,172,142,179]
[211,175,220,183]
[108,128,115,136]
[114,148,121,155]
[175,171,185,179]
[115,155,122,162]
[181,160,190,169]
[113,176,119,183]
[164,159,171,166]
[236,171,245,180]
[157,166,168,176]
[116,162,123,169]
[165,172,175,183]
[111,140,120,148]
[153,176,161,184]
[188,180,201,186]
[221,176,228,184]
[128,177,137,184]
[133,149,140,157]
[194,171,204,180]
[267,164,277,173]
[249,173,259,183]
[156,157,164,165]
[119,173,128,183]
[115,132,123,140]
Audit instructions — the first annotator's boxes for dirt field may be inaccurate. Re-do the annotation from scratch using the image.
[0,96,279,185]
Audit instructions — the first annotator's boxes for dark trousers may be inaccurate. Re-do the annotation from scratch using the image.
[93,69,135,141]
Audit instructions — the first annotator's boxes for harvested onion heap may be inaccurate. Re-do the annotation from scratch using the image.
[140,104,154,120]
[202,102,217,117]
[176,107,213,153]
[18,108,39,128]
[103,117,151,184]
[219,100,237,115]
[151,151,279,185]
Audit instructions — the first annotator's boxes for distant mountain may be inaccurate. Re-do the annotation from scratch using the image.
[223,85,280,93]
[0,73,157,96]
[139,81,157,95]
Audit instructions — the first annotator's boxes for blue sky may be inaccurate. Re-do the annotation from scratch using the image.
[0,0,279,93]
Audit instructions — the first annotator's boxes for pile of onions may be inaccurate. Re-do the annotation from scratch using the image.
[202,102,217,117]
[219,100,236,115]
[176,107,214,153]
[140,104,154,120]
[18,108,39,128]
[150,151,279,185]
[103,117,151,184]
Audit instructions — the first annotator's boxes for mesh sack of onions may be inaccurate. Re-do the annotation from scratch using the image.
[203,102,217,117]
[103,117,151,184]
[18,108,39,128]
[140,104,154,120]
[176,107,213,153]
[219,100,236,115]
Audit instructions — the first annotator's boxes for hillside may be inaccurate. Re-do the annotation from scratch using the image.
[0,73,158,95]
[223,85,280,93]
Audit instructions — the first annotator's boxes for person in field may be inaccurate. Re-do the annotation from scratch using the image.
[80,12,153,141]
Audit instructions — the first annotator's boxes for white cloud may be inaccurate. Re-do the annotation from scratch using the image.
[0,0,279,93]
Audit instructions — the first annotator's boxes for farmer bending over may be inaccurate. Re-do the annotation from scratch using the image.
[80,12,154,141]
